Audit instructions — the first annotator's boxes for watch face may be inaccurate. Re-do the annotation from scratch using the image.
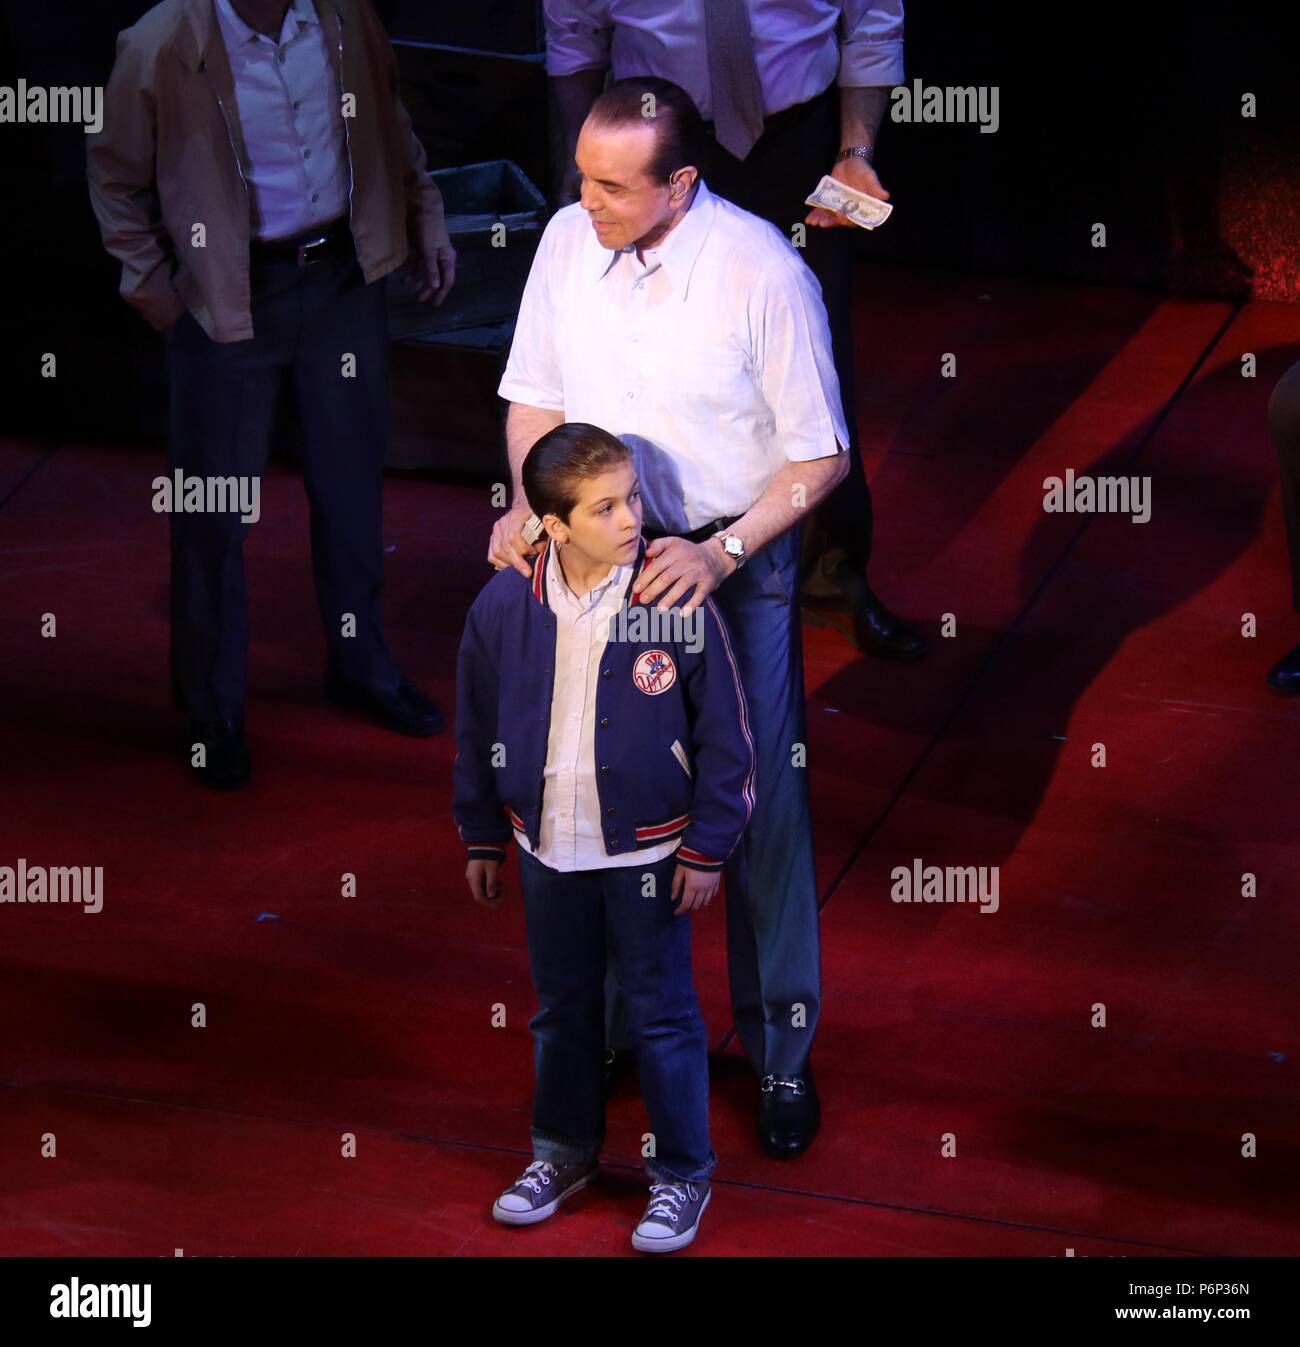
[724,536,743,557]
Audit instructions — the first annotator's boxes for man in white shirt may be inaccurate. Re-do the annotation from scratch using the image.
[542,0,927,663]
[491,77,846,1157]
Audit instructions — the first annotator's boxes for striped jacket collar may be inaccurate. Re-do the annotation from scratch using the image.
[529,536,650,612]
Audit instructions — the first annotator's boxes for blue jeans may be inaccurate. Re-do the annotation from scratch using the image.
[518,847,716,1185]
[606,524,821,1077]
[711,525,821,1076]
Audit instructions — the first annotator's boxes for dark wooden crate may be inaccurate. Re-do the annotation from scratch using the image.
[386,159,547,340]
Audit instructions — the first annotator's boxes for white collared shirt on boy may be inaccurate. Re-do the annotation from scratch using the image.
[513,545,682,871]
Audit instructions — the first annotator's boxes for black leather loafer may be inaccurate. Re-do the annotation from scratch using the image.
[325,672,444,736]
[852,600,929,661]
[757,1066,821,1159]
[1266,642,1300,694]
[187,719,250,791]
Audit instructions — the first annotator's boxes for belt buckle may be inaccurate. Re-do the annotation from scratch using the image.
[296,233,329,267]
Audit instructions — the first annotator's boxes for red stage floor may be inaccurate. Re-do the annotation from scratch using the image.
[2,264,1297,1256]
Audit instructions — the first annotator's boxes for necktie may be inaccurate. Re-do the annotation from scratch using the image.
[702,0,765,161]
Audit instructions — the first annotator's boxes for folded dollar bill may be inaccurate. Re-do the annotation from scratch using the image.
[803,174,893,230]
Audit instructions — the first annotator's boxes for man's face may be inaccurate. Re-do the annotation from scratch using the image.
[547,458,643,568]
[575,120,680,252]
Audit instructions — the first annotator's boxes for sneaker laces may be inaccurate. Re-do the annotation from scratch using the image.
[644,1181,697,1225]
[515,1160,557,1195]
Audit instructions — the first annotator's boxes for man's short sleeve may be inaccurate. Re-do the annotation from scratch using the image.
[753,255,850,463]
[543,0,613,76]
[498,215,566,411]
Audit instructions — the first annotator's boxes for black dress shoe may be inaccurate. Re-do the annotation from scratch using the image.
[187,719,250,791]
[1266,642,1300,694]
[603,1047,636,1096]
[852,600,929,661]
[757,1066,820,1159]
[324,672,444,736]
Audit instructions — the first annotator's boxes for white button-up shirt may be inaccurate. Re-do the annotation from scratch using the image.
[544,0,906,119]
[499,182,847,534]
[214,0,350,241]
[513,547,681,872]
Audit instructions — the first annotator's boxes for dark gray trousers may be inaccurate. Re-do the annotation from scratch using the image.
[165,233,399,722]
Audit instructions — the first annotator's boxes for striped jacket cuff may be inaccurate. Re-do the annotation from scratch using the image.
[466,842,509,862]
[676,846,724,874]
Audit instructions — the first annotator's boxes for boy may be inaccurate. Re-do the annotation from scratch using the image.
[453,422,755,1253]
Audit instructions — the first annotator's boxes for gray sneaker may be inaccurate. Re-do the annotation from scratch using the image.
[492,1158,597,1226]
[631,1178,711,1253]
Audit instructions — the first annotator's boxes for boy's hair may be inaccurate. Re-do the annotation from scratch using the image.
[522,422,632,524]
[586,76,708,186]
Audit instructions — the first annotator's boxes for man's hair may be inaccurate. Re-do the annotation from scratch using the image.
[522,422,632,523]
[586,76,708,185]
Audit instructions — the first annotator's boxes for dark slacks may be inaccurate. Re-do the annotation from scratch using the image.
[704,84,874,596]
[165,231,399,723]
[1270,358,1300,609]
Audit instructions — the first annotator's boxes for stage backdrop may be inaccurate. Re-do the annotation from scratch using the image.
[0,0,1295,449]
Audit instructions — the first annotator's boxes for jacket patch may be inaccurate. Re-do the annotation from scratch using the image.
[633,649,677,696]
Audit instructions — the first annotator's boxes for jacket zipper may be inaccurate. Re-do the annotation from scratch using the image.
[335,18,355,223]
[206,75,250,215]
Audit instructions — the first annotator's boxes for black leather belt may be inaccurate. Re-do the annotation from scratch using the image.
[250,215,352,266]
[643,514,741,546]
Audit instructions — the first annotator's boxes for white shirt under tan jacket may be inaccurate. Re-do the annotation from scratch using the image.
[87,0,449,342]
[211,0,350,241]
[499,181,850,534]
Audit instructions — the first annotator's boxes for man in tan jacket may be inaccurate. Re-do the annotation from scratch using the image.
[88,0,455,788]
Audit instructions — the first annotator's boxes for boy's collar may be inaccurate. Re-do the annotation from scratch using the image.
[530,536,650,611]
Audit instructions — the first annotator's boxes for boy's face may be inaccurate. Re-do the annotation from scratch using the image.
[544,457,642,567]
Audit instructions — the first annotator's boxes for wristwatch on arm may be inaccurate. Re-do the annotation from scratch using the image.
[715,532,747,569]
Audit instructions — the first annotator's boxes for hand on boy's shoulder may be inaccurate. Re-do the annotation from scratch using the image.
[635,536,735,617]
[487,505,543,578]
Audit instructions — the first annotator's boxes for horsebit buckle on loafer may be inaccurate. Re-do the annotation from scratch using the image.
[760,1075,805,1095]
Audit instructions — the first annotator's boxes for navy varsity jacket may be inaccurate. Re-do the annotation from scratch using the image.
[453,536,755,873]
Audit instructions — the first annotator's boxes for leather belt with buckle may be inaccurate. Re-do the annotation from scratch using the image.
[250,217,351,267]
[643,514,741,546]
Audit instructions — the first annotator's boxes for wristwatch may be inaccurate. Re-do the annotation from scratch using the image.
[837,145,875,163]
[716,532,747,568]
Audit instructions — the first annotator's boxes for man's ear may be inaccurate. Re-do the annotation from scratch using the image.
[671,167,699,200]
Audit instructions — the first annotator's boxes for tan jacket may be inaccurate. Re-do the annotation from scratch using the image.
[87,0,449,342]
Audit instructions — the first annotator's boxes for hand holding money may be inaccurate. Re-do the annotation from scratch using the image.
[804,173,894,230]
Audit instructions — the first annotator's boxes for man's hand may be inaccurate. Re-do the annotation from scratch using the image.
[467,857,503,907]
[671,862,719,915]
[404,242,458,305]
[805,155,889,229]
[634,536,735,615]
[488,503,543,578]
